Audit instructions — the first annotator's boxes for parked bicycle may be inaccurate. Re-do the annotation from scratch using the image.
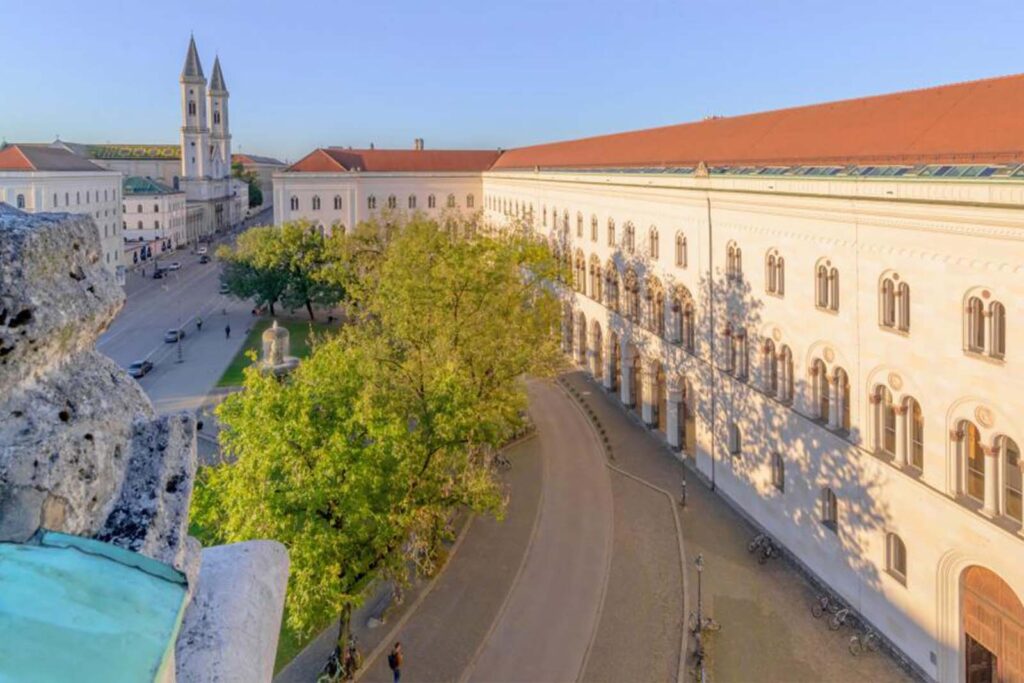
[811,594,837,619]
[492,451,512,471]
[849,628,880,656]
[747,533,779,564]
[316,634,361,683]
[829,607,851,631]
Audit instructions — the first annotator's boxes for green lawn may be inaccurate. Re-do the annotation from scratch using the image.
[216,318,334,387]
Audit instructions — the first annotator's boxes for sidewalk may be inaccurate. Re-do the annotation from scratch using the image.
[560,370,913,682]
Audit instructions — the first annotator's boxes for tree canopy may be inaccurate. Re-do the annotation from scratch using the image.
[193,215,562,640]
[216,221,346,319]
[232,161,263,207]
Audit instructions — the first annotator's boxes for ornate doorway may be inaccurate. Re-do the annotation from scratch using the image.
[655,364,667,433]
[630,353,642,415]
[609,332,620,392]
[963,566,1024,683]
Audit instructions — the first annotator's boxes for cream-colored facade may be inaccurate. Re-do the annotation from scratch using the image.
[272,172,482,229]
[0,168,123,272]
[483,168,1024,682]
[121,180,187,261]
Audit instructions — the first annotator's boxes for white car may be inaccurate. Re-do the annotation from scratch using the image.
[196,246,208,255]
[166,262,182,271]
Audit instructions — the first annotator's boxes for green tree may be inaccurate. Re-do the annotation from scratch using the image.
[193,215,561,657]
[232,161,263,208]
[217,221,347,320]
[216,226,288,315]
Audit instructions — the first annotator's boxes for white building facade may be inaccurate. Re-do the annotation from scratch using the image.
[121,176,187,266]
[481,74,1024,683]
[0,144,123,273]
[272,146,497,230]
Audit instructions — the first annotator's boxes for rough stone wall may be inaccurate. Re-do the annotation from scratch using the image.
[0,204,198,579]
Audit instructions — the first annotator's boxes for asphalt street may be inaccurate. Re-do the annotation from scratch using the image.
[97,207,273,414]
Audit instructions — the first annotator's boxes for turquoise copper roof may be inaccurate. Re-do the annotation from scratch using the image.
[123,176,180,195]
[0,530,189,683]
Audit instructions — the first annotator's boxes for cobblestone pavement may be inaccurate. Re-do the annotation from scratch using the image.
[561,370,914,683]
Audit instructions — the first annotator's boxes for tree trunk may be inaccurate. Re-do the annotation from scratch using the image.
[306,298,316,321]
[269,300,276,316]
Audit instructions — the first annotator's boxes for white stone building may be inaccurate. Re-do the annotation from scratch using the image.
[121,176,187,266]
[483,75,1024,683]
[0,143,123,273]
[272,143,498,229]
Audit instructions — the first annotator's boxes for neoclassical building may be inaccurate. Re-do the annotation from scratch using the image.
[283,74,1024,682]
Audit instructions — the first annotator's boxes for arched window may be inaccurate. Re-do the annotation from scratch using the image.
[991,302,1006,358]
[589,255,602,301]
[671,287,695,352]
[368,195,377,210]
[763,339,777,396]
[816,261,839,312]
[772,452,785,492]
[447,194,456,208]
[675,233,687,268]
[154,220,159,230]
[573,250,586,294]
[137,204,143,213]
[542,205,547,227]
[646,278,664,336]
[607,219,616,247]
[624,222,635,253]
[334,195,343,210]
[466,194,474,208]
[965,293,1006,359]
[1003,436,1022,523]
[428,194,436,209]
[728,326,748,379]
[590,215,598,242]
[407,195,416,209]
[886,533,907,584]
[880,276,897,329]
[728,422,741,455]
[835,368,851,431]
[726,241,742,280]
[905,397,924,471]
[213,110,220,125]
[898,282,910,331]
[312,196,321,210]
[16,194,25,209]
[137,220,143,229]
[188,100,196,116]
[605,261,620,313]
[966,296,986,352]
[778,345,793,403]
[958,420,986,502]
[649,226,659,259]
[765,249,784,295]
[387,195,397,209]
[576,212,584,238]
[154,204,160,212]
[821,488,838,532]
[64,192,70,206]
[52,193,58,207]
[874,386,897,456]
[562,210,569,234]
[624,269,640,323]
[290,196,298,211]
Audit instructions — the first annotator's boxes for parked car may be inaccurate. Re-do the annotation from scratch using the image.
[219,282,230,294]
[163,328,186,343]
[153,269,165,279]
[166,262,182,271]
[196,246,208,255]
[199,254,210,264]
[127,359,153,378]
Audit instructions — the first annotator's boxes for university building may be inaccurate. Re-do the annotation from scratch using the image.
[280,74,1024,682]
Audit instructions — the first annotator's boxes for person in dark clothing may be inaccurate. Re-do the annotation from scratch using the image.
[225,324,231,339]
[387,642,403,682]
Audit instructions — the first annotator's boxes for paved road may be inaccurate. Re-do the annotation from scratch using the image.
[97,208,272,414]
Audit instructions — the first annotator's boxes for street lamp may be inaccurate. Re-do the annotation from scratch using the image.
[695,553,704,632]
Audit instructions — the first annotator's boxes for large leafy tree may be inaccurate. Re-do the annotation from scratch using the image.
[216,221,346,319]
[231,161,263,207]
[193,215,561,652]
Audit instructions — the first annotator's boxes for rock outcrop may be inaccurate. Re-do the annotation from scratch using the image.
[0,204,197,578]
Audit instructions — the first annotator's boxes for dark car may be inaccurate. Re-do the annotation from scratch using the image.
[127,360,153,378]
[153,269,165,279]
[199,254,211,264]
[219,282,230,294]
[163,328,186,343]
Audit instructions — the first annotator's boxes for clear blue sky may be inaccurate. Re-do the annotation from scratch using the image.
[2,0,1022,162]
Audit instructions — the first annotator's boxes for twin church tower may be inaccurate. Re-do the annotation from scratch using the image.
[180,35,231,181]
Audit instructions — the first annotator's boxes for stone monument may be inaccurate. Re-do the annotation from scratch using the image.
[260,320,300,376]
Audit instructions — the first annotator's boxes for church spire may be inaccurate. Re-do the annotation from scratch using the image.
[181,34,205,81]
[210,56,227,92]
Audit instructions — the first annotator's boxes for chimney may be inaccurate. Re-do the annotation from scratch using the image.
[369,142,375,150]
[414,138,424,151]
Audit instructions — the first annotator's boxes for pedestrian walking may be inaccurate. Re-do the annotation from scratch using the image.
[680,476,687,508]
[225,324,231,339]
[196,317,202,332]
[387,642,402,683]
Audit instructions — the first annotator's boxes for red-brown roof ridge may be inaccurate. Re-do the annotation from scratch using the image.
[492,72,1024,170]
[288,147,501,173]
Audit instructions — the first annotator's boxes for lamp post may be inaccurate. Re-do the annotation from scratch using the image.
[695,553,704,631]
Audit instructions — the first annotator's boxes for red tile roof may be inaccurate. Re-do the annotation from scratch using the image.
[0,144,107,172]
[492,74,1024,170]
[287,148,502,173]
[233,153,285,166]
